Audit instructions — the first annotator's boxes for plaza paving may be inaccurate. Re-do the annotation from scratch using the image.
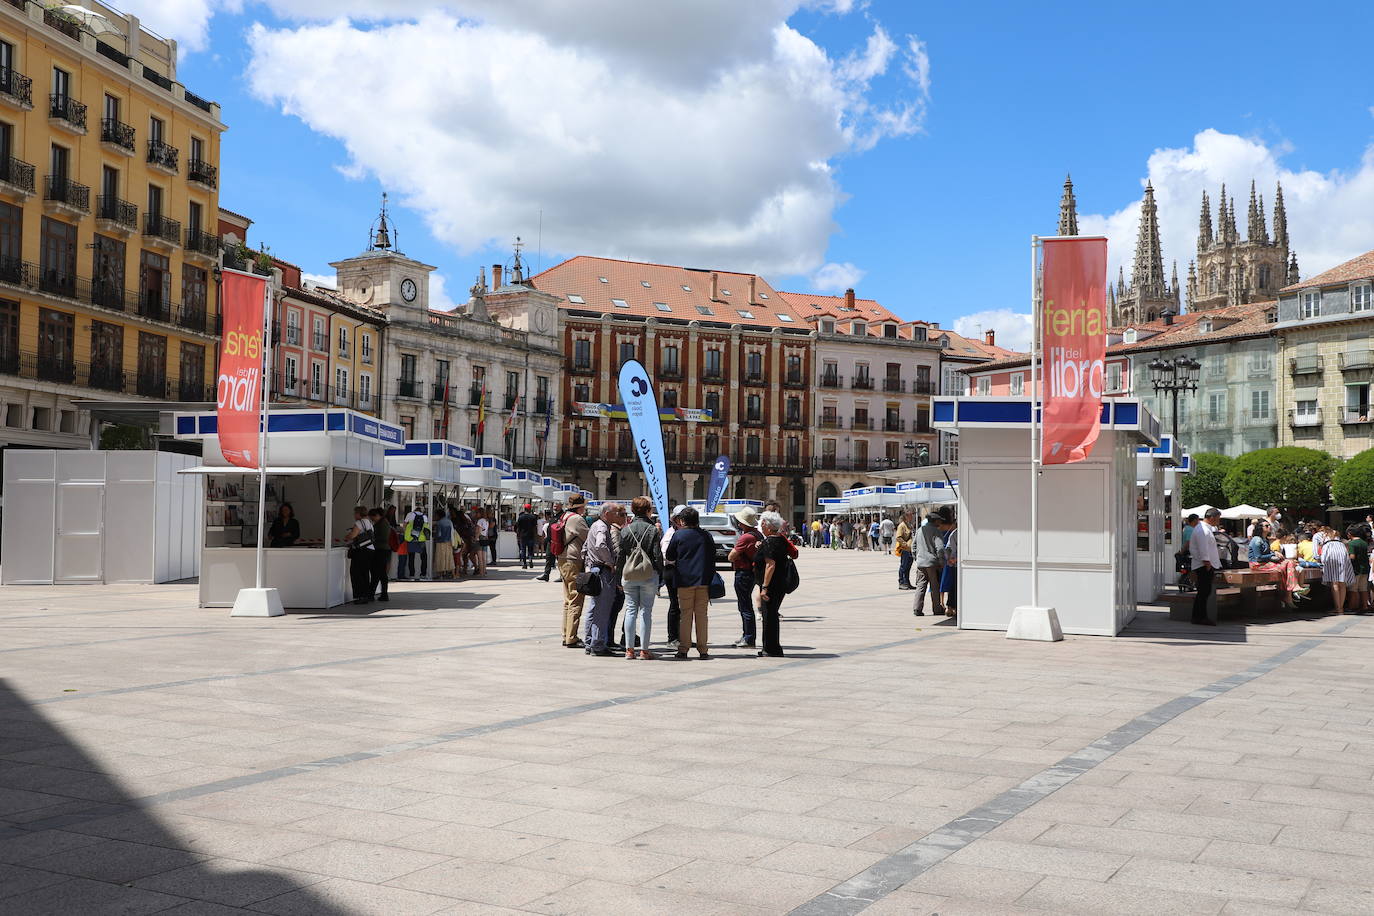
[0,550,1372,915]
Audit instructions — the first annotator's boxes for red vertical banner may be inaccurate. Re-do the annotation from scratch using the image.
[1041,237,1108,465]
[216,270,268,469]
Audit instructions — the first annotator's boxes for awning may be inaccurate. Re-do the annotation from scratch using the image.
[867,464,958,484]
[178,466,325,476]
[385,478,429,488]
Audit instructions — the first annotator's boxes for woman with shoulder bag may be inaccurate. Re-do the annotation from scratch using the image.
[343,506,375,605]
[754,511,798,657]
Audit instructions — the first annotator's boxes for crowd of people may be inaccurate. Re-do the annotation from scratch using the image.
[1181,505,1373,624]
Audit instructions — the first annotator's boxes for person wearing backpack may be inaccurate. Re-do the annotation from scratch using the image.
[401,505,429,580]
[554,494,590,648]
[618,497,664,659]
[754,511,798,657]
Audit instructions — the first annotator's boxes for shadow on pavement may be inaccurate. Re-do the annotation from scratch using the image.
[0,679,348,914]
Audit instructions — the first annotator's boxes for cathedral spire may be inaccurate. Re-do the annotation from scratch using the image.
[1256,191,1268,243]
[1227,194,1239,243]
[1131,181,1167,297]
[1273,182,1289,249]
[1171,260,1180,304]
[1288,251,1300,286]
[1247,181,1262,243]
[1198,190,1213,250]
[1057,174,1079,236]
[1217,184,1230,245]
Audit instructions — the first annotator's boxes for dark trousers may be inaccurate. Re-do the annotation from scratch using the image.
[403,545,427,579]
[485,538,497,564]
[915,563,944,613]
[610,586,626,647]
[733,570,756,643]
[1192,565,1215,623]
[371,549,391,599]
[898,552,914,587]
[543,549,558,578]
[518,536,536,568]
[349,550,373,600]
[665,578,680,643]
[760,592,784,656]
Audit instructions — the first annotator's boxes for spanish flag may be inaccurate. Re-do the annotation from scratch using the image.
[476,380,487,435]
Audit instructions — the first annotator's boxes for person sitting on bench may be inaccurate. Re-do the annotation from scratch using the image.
[1248,520,1309,609]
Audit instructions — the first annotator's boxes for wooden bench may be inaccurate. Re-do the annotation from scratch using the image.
[1168,566,1325,620]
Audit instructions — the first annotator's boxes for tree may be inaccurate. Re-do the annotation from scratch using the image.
[1332,447,1374,508]
[1180,452,1232,509]
[1222,446,1338,511]
[99,424,146,450]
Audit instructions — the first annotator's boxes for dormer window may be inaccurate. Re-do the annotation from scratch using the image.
[681,284,691,292]
[759,292,769,299]
[912,326,927,341]
[883,323,897,338]
[567,294,585,304]
[852,321,867,336]
[1301,291,1321,319]
[641,280,651,288]
[1266,308,1277,323]
[1199,319,1213,333]
[1123,328,1137,344]
[598,276,608,283]
[721,289,732,296]
[820,318,835,333]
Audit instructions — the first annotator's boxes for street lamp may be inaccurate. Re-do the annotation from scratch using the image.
[1148,355,1200,441]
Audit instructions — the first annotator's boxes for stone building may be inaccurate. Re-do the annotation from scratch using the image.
[1110,183,1181,326]
[1274,248,1374,459]
[1188,182,1297,312]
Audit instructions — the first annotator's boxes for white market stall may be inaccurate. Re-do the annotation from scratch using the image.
[497,469,541,560]
[1135,435,1184,603]
[933,396,1161,636]
[385,440,475,576]
[173,408,402,609]
[2,449,201,585]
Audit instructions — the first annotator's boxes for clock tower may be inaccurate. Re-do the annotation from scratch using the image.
[329,194,436,315]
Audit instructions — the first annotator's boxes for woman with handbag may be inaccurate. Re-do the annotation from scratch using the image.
[343,506,375,605]
[754,511,797,657]
[666,506,718,659]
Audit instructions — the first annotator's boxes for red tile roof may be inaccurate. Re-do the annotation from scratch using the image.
[1281,249,1374,292]
[773,290,903,327]
[530,256,806,330]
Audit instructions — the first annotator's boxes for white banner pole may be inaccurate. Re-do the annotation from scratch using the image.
[254,278,272,590]
[1030,235,1040,608]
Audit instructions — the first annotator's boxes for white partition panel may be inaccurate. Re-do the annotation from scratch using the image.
[2,451,56,584]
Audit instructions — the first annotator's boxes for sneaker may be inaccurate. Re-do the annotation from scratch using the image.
[667,639,680,650]
[732,638,755,648]
[535,576,549,582]
[913,609,925,616]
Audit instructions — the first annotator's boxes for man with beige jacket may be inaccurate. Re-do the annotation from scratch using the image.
[557,494,591,648]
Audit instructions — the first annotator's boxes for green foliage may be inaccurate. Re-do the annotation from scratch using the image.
[1222,446,1338,510]
[1180,452,1232,509]
[1331,447,1374,508]
[99,424,146,450]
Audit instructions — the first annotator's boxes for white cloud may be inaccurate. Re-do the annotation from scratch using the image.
[116,0,240,53]
[242,2,929,279]
[1078,129,1374,297]
[429,273,460,312]
[811,261,866,292]
[953,309,1031,352]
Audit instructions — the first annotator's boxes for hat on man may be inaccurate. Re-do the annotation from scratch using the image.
[733,506,760,529]
[568,493,586,508]
[671,504,688,519]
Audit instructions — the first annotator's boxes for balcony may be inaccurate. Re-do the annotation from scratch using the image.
[812,456,905,473]
[137,292,171,323]
[184,227,220,262]
[95,195,138,234]
[87,364,124,393]
[0,156,34,198]
[534,396,552,414]
[741,413,765,428]
[1288,408,1322,428]
[143,213,181,248]
[469,387,485,406]
[147,139,179,173]
[1289,355,1324,376]
[90,279,125,311]
[135,372,167,399]
[48,94,86,133]
[1341,409,1374,426]
[569,360,595,376]
[175,305,209,333]
[1340,350,1374,372]
[283,325,301,346]
[818,416,843,430]
[1238,408,1273,427]
[504,393,518,410]
[818,373,843,389]
[178,378,212,401]
[99,118,135,154]
[0,67,33,109]
[337,340,351,359]
[743,371,767,387]
[852,416,874,430]
[310,332,327,352]
[914,419,933,434]
[851,376,874,390]
[656,364,682,381]
[361,347,373,366]
[396,378,423,399]
[702,368,724,382]
[883,378,905,392]
[187,158,218,189]
[782,415,804,429]
[37,266,76,299]
[883,418,906,432]
[43,7,83,41]
[913,379,937,395]
[43,175,89,215]
[429,383,450,402]
[783,372,805,390]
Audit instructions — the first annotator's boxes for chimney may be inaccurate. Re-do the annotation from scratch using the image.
[1162,309,1175,326]
[748,275,757,304]
[844,288,855,311]
[984,329,996,346]
[492,264,503,289]
[710,271,720,301]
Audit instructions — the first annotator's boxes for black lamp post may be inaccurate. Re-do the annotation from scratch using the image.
[1148,355,1200,441]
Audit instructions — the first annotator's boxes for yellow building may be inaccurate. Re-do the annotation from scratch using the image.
[0,0,222,448]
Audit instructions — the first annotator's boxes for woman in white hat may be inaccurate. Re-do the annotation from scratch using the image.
[727,506,763,649]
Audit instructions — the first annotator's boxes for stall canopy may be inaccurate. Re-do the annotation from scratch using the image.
[384,440,475,487]
[460,455,513,490]
[817,497,850,515]
[1183,504,1215,518]
[1221,504,1266,520]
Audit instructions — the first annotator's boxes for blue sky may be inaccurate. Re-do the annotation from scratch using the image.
[150,1,1374,349]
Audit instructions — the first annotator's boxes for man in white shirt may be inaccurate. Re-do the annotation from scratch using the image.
[1190,507,1222,626]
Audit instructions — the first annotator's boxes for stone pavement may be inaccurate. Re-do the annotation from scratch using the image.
[0,550,1371,915]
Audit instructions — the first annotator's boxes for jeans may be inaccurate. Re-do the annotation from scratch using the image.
[897,552,913,587]
[622,578,656,650]
[402,544,427,578]
[518,536,536,567]
[586,566,619,650]
[733,570,756,643]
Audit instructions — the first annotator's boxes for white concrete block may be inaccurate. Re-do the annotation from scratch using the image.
[1007,605,1063,642]
[231,587,285,617]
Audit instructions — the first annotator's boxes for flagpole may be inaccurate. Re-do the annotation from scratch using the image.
[1030,235,1040,608]
[255,279,272,590]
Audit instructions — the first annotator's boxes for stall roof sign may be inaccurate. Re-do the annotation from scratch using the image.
[175,409,404,446]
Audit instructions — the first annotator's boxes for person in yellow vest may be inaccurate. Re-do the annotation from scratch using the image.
[401,505,430,580]
[809,518,822,548]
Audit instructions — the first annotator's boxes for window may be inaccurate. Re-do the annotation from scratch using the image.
[573,426,589,449]
[51,66,69,101]
[1295,398,1319,424]
[1354,284,1373,312]
[821,404,838,425]
[618,341,635,364]
[598,276,608,283]
[136,332,166,396]
[654,302,671,312]
[746,351,763,378]
[821,439,836,468]
[1010,373,1024,396]
[310,362,323,398]
[1106,363,1122,393]
[573,382,590,401]
[1302,291,1321,319]
[146,184,163,221]
[977,376,991,396]
[786,354,802,381]
[182,265,206,324]
[854,440,869,464]
[696,305,714,316]
[786,396,801,423]
[759,292,769,300]
[102,94,118,124]
[611,298,628,308]
[681,285,691,292]
[662,388,678,408]
[1207,392,1227,424]
[361,333,372,363]
[1207,355,1226,378]
[1250,351,1271,373]
[573,338,591,368]
[916,364,931,390]
[737,310,754,319]
[704,348,722,376]
[283,355,298,393]
[335,366,349,402]
[536,375,549,406]
[854,362,870,384]
[777,314,793,322]
[746,394,761,421]
[400,416,414,439]
[0,40,11,76]
[704,432,719,455]
[746,435,760,461]
[506,369,519,406]
[49,143,68,183]
[149,115,164,144]
[0,298,17,364]
[138,250,169,316]
[820,319,835,333]
[1346,384,1370,422]
[640,280,651,288]
[912,326,927,341]
[662,344,679,373]
[40,216,76,295]
[852,321,867,336]
[787,436,800,463]
[190,136,203,163]
[179,342,204,399]
[1250,389,1270,421]
[721,288,732,296]
[704,390,721,418]
[566,294,584,304]
[312,316,325,350]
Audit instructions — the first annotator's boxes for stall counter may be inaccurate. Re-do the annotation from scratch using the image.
[200,546,350,609]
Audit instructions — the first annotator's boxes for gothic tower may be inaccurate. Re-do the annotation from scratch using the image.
[1058,174,1079,236]
[1187,181,1293,312]
[1113,182,1180,326]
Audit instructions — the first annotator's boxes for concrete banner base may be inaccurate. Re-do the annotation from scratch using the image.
[1007,605,1063,642]
[230,587,285,618]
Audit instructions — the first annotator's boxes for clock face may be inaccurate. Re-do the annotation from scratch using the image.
[533,308,550,333]
[400,278,418,302]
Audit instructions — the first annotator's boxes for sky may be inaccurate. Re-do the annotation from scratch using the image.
[131,1,1374,351]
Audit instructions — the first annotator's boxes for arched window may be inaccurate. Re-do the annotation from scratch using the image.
[816,481,839,500]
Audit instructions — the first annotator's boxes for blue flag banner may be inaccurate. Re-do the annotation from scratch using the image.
[617,360,671,525]
[706,455,730,511]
